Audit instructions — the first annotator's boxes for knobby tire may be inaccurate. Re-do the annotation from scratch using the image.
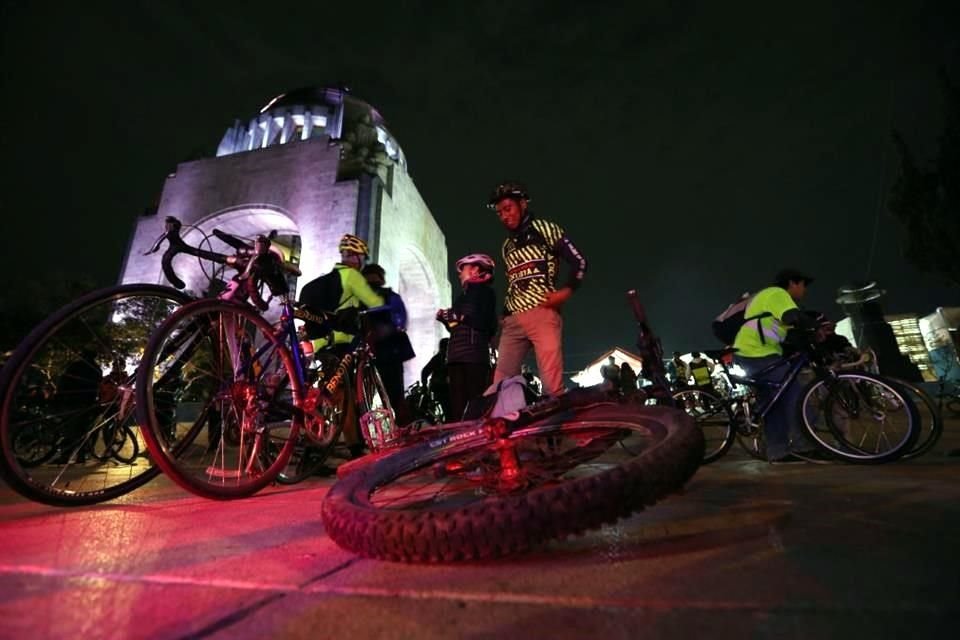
[322,402,704,563]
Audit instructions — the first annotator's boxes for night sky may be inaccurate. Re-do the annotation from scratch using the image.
[2,1,958,367]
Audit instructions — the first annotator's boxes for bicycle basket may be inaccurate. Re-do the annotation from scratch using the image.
[360,407,400,452]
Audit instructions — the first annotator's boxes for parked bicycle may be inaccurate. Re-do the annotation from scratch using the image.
[0,216,306,506]
[825,343,944,459]
[0,284,191,505]
[134,222,395,499]
[673,342,921,464]
[403,380,446,427]
[320,290,705,562]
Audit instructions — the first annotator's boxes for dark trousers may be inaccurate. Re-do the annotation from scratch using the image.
[734,354,813,461]
[448,362,491,422]
[374,357,408,425]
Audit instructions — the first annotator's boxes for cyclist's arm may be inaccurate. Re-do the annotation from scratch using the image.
[391,293,408,331]
[782,308,816,331]
[556,233,588,291]
[538,219,587,291]
[341,268,385,309]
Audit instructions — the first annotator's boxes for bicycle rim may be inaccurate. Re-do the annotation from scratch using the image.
[672,389,734,463]
[0,284,189,506]
[894,380,943,459]
[136,299,303,499]
[731,402,766,460]
[357,357,393,415]
[799,373,919,463]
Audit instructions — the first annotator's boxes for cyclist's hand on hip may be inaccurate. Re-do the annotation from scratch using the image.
[541,287,573,311]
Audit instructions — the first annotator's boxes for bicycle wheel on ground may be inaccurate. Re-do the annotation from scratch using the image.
[322,402,705,563]
[893,379,943,460]
[731,396,768,461]
[0,284,190,506]
[136,299,304,499]
[944,395,960,418]
[799,372,920,464]
[276,371,349,484]
[671,389,734,463]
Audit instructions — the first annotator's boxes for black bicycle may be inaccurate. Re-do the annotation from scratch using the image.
[673,343,921,464]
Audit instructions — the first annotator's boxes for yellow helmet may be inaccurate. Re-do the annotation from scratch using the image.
[338,234,369,256]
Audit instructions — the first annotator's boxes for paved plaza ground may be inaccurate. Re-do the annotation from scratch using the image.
[1,416,958,639]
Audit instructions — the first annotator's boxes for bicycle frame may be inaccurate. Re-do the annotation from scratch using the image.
[723,352,811,421]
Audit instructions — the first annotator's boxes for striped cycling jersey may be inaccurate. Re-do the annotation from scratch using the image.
[502,217,587,314]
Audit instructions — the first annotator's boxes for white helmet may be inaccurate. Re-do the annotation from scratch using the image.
[456,253,495,272]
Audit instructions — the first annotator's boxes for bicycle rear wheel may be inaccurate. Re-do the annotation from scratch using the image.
[671,389,733,463]
[799,372,920,463]
[894,379,943,460]
[136,299,304,499]
[322,402,704,562]
[356,355,393,415]
[276,369,349,484]
[0,284,189,506]
[731,396,768,460]
[943,393,959,418]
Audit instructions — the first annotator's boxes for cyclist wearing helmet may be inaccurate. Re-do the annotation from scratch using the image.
[488,181,587,397]
[299,233,384,349]
[436,253,498,420]
[298,233,384,457]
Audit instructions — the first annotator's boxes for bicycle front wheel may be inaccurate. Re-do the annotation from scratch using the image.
[893,379,943,460]
[136,299,304,499]
[799,372,920,464]
[0,284,190,506]
[322,402,704,562]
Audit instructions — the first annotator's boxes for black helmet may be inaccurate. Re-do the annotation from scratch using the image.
[488,181,530,207]
[361,263,385,280]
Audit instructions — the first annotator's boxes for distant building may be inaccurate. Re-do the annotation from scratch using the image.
[119,86,451,383]
[570,347,643,388]
[919,307,960,382]
[836,307,960,382]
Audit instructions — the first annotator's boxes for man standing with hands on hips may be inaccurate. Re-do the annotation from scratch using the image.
[488,181,588,398]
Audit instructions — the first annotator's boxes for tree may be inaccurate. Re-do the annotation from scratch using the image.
[0,273,99,354]
[888,68,960,288]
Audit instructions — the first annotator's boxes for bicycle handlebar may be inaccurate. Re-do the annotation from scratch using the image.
[144,216,301,310]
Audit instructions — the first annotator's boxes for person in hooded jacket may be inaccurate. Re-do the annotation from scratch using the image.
[436,253,498,421]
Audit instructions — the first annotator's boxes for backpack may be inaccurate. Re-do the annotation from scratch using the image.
[711,292,771,346]
[298,269,344,339]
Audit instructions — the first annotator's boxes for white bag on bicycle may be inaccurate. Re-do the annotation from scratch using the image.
[485,375,537,419]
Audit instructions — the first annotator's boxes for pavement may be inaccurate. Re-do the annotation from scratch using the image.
[1,416,958,640]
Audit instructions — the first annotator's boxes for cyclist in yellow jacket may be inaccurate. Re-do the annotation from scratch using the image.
[298,234,384,458]
[733,268,818,462]
[300,234,384,352]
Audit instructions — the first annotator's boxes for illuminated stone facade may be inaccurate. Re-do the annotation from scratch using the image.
[120,87,451,384]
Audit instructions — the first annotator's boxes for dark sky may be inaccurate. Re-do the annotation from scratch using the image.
[2,1,958,366]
